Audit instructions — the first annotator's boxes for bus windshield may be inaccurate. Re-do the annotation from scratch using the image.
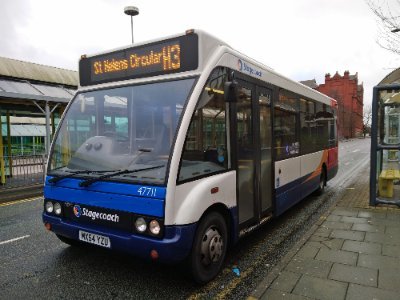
[49,78,196,185]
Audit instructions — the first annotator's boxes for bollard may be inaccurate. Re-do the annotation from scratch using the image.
[0,158,5,185]
[42,154,47,183]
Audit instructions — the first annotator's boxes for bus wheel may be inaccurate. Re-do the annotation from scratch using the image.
[190,212,227,284]
[317,168,326,195]
[56,234,81,247]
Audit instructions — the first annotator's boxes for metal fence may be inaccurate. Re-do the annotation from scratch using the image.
[0,154,46,189]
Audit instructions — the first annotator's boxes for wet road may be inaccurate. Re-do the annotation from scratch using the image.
[0,138,371,299]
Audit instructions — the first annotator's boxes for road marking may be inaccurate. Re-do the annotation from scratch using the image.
[352,149,360,153]
[0,235,30,245]
[0,196,42,207]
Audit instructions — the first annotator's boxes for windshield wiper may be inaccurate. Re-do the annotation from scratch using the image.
[48,169,110,184]
[79,165,165,187]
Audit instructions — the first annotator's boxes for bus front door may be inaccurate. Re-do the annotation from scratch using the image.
[258,87,273,214]
[234,80,272,229]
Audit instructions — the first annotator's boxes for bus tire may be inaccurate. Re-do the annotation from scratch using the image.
[190,211,227,284]
[56,234,82,247]
[316,168,326,195]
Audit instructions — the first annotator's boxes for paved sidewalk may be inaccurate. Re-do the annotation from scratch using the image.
[249,167,400,300]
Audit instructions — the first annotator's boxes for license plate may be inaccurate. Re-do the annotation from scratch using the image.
[79,230,111,248]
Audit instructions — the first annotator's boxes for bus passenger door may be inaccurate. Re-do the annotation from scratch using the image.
[233,81,273,228]
[258,87,273,214]
[234,81,256,225]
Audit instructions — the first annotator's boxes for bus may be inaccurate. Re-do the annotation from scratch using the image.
[43,29,338,283]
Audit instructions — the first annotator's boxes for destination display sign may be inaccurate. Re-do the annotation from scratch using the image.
[79,34,198,86]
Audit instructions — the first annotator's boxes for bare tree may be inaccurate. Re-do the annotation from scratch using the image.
[364,105,372,126]
[366,0,400,55]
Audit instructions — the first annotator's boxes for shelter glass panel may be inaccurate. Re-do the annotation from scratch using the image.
[374,88,400,203]
[0,79,42,95]
[32,84,73,98]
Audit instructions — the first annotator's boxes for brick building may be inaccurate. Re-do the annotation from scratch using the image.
[301,71,364,139]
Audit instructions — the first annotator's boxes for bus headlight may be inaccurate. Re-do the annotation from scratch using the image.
[54,202,62,215]
[45,201,54,213]
[135,217,147,233]
[149,220,161,235]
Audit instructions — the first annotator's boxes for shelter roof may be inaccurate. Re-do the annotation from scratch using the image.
[0,56,78,86]
[379,68,400,85]
[0,56,78,104]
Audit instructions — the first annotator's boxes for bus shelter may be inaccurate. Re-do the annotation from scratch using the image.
[370,84,400,207]
[0,56,77,187]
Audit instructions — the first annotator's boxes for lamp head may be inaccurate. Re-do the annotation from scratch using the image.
[124,6,139,17]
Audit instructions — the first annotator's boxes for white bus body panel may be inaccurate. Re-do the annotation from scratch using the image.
[274,151,324,189]
[300,151,324,177]
[172,172,236,225]
[274,158,301,189]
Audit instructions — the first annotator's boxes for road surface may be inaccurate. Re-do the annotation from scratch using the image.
[0,138,371,299]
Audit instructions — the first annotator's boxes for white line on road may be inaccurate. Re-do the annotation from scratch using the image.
[0,235,30,245]
[352,149,360,153]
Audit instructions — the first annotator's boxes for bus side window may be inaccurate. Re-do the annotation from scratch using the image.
[179,67,229,182]
[315,103,333,149]
[274,89,299,160]
[300,98,316,154]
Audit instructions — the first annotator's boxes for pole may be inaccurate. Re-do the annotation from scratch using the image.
[0,112,5,185]
[124,6,138,44]
[45,102,51,155]
[6,112,12,176]
[131,16,134,44]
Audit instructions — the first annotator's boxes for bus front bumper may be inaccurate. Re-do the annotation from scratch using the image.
[43,213,197,263]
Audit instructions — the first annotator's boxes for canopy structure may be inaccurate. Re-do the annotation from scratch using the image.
[379,68,400,86]
[0,56,78,184]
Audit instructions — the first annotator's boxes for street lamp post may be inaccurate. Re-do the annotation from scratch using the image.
[124,6,139,44]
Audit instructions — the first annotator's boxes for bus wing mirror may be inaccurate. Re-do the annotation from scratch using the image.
[224,81,238,103]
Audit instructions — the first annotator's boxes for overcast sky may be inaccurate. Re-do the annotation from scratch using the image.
[0,0,398,105]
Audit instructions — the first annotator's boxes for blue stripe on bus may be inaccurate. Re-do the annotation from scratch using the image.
[44,177,166,217]
[275,172,320,216]
[45,176,166,198]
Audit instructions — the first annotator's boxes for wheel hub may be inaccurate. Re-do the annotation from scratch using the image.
[200,227,223,266]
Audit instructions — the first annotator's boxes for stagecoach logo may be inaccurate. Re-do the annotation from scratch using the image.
[72,205,120,223]
[73,205,82,217]
[237,59,262,77]
[238,59,243,71]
